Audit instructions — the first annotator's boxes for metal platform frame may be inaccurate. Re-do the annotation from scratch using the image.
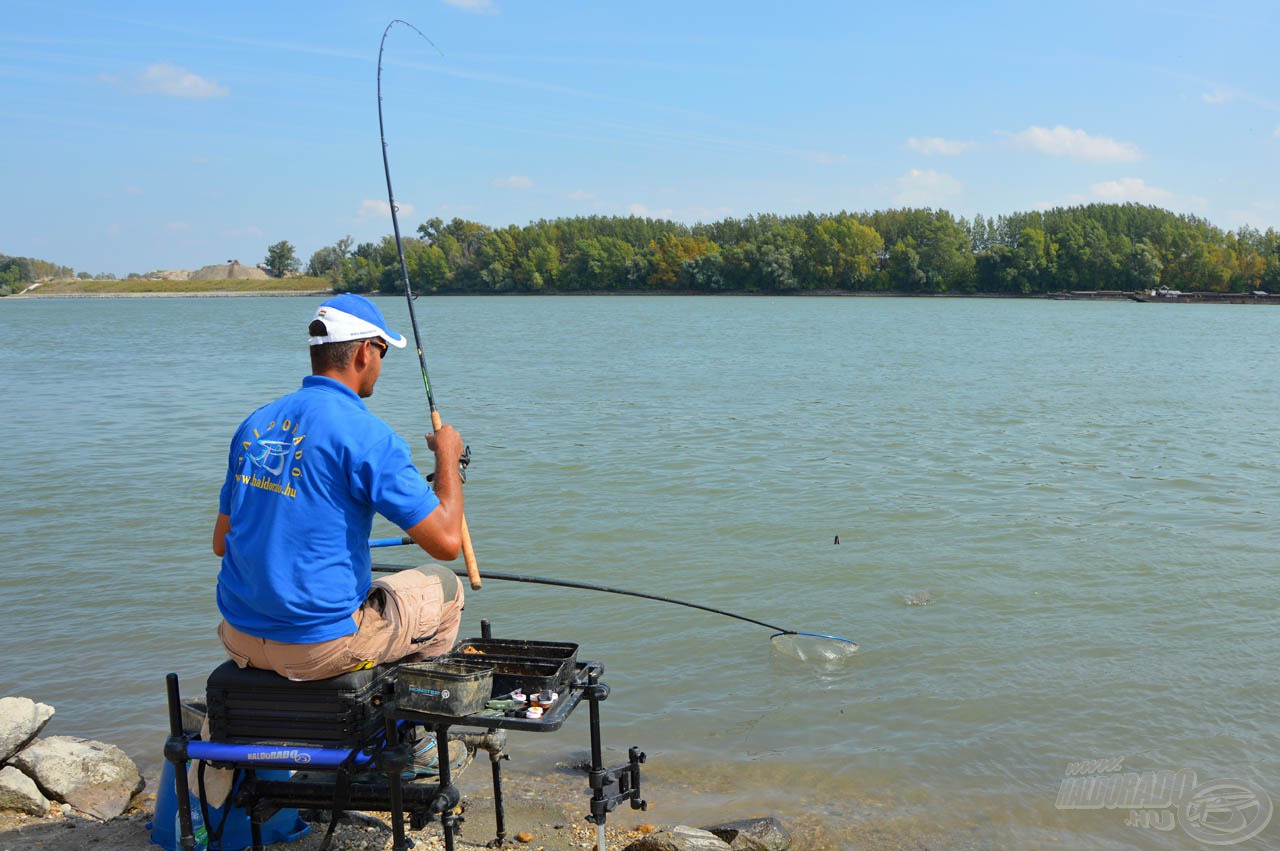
[164,626,645,851]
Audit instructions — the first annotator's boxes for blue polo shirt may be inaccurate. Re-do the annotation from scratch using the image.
[217,376,440,643]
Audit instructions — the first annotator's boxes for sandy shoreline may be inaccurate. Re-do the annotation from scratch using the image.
[0,754,985,850]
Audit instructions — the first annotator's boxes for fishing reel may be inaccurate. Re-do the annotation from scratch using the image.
[426,444,472,484]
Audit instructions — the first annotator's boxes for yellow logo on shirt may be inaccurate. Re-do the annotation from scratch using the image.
[236,419,307,499]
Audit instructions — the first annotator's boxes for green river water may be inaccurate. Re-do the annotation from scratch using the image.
[0,295,1276,848]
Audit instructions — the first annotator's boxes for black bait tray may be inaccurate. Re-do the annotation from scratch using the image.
[444,639,578,697]
[452,638,579,666]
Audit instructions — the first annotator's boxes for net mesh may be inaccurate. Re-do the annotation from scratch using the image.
[770,633,859,664]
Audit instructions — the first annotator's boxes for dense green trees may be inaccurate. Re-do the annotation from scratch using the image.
[7,202,1280,298]
[0,254,73,295]
[309,204,1279,296]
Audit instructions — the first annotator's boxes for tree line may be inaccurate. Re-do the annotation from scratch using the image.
[7,203,1280,297]
[304,204,1280,296]
[0,254,74,296]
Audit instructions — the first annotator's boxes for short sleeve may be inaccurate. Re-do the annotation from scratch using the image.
[219,432,239,515]
[356,433,440,530]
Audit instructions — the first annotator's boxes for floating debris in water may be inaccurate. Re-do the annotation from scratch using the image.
[904,589,933,607]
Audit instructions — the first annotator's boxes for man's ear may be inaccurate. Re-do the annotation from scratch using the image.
[352,339,372,369]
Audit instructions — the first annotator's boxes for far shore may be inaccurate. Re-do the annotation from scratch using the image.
[10,282,1068,300]
[12,283,1273,304]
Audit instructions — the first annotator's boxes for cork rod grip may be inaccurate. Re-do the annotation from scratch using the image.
[431,409,481,589]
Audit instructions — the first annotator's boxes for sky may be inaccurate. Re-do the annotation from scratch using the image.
[3,0,1279,276]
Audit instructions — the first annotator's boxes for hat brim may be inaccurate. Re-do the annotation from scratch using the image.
[309,306,407,348]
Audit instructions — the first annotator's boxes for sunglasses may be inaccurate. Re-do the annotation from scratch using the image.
[367,338,388,359]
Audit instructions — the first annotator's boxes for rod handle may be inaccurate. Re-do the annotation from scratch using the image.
[431,409,481,589]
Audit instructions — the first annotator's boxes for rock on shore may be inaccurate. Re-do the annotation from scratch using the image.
[0,766,49,816]
[0,697,143,822]
[623,818,791,851]
[12,736,144,820]
[0,697,54,763]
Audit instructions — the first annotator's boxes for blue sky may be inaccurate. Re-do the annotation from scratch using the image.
[3,0,1279,276]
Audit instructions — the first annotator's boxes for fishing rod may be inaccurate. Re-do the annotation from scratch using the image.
[378,20,481,590]
[370,539,857,648]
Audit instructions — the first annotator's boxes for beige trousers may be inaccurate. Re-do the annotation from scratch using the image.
[218,565,464,681]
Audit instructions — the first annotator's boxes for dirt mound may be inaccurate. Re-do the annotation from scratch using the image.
[190,261,268,280]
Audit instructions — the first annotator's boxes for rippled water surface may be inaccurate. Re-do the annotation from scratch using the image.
[1,296,1277,847]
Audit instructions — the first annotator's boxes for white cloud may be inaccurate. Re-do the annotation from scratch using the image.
[1202,88,1237,104]
[1011,125,1142,163]
[809,151,848,165]
[443,0,497,13]
[1224,202,1277,228]
[104,224,122,238]
[1273,124,1280,139]
[905,136,976,156]
[190,155,210,165]
[567,189,595,201]
[622,202,728,222]
[492,175,533,190]
[134,62,229,99]
[892,169,963,206]
[358,199,413,218]
[124,185,144,196]
[165,221,190,231]
[221,226,264,239]
[1090,177,1174,204]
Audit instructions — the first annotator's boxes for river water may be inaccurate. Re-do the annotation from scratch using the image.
[1,295,1276,848]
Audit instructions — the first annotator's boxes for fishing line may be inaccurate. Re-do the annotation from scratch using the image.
[370,545,859,658]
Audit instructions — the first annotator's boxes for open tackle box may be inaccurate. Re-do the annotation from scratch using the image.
[396,638,579,716]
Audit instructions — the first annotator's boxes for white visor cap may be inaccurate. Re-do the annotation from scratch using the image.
[308,305,407,348]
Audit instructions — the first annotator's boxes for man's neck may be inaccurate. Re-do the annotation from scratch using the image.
[314,368,364,397]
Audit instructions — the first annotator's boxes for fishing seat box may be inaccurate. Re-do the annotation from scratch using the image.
[205,661,395,747]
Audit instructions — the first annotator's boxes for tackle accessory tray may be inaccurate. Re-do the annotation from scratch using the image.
[396,660,493,716]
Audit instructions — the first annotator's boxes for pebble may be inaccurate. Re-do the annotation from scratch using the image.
[516,829,534,842]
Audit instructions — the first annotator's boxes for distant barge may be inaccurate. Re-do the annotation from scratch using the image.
[1050,288,1280,304]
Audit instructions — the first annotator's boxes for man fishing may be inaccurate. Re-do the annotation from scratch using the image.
[212,292,467,682]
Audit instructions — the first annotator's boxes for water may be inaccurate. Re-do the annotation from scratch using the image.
[1,295,1277,848]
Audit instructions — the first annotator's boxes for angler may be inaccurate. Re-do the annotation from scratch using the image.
[212,293,469,681]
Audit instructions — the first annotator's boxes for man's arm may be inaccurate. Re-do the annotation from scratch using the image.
[213,512,230,557]
[405,425,465,560]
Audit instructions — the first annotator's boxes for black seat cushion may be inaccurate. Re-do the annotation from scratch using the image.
[206,660,397,693]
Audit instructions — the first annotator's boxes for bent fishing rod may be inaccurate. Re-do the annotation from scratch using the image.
[370,539,857,647]
[378,20,481,589]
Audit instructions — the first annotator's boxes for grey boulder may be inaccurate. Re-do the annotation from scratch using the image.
[11,736,143,820]
[703,817,791,851]
[0,697,55,763]
[0,765,51,816]
[624,825,732,851]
